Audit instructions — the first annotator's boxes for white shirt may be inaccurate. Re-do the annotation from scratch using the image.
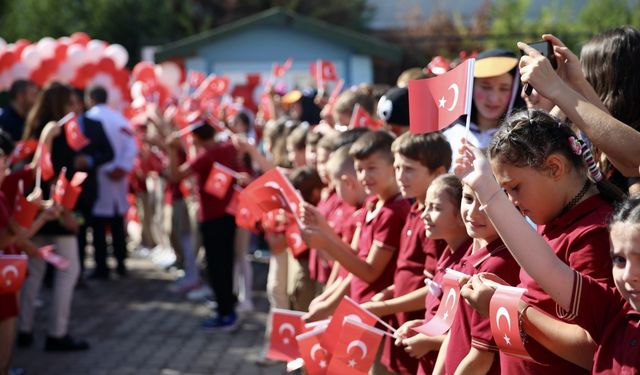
[86,104,138,216]
[443,121,498,171]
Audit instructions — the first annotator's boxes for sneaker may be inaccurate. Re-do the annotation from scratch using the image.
[45,335,90,351]
[202,313,240,332]
[186,284,213,301]
[16,331,33,348]
[236,299,255,314]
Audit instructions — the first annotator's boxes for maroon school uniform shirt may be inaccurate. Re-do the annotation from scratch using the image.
[381,203,446,375]
[350,193,410,304]
[336,207,366,281]
[443,239,521,375]
[309,190,342,283]
[417,238,472,375]
[501,194,613,374]
[570,270,640,374]
[187,141,239,223]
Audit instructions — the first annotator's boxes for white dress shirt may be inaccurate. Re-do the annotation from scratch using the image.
[86,104,138,216]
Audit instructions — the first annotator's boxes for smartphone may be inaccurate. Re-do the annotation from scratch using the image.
[520,40,558,95]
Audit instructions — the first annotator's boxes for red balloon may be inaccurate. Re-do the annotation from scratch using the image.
[13,39,31,57]
[132,62,156,84]
[70,32,91,46]
[97,57,116,73]
[54,43,68,63]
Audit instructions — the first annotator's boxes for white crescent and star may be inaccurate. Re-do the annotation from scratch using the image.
[344,314,363,324]
[442,287,457,320]
[438,83,460,112]
[310,343,327,362]
[347,339,368,360]
[2,265,19,286]
[289,233,303,249]
[279,323,296,345]
[495,306,512,345]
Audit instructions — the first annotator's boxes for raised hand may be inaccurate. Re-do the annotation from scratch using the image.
[453,139,499,197]
[542,34,584,87]
[518,41,569,101]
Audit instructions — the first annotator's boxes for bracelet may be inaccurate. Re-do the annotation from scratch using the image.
[479,187,505,211]
[518,303,531,345]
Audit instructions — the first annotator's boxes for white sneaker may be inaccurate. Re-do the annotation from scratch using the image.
[236,299,255,314]
[186,284,213,301]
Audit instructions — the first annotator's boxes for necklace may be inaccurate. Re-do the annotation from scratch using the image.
[562,180,591,214]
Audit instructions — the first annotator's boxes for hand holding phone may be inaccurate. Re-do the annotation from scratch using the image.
[520,40,558,96]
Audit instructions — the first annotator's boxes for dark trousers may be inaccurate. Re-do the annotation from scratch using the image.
[200,215,236,316]
[92,214,127,274]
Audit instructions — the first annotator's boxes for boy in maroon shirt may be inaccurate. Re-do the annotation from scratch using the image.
[167,121,241,330]
[360,132,451,375]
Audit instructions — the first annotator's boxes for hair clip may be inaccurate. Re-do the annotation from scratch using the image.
[568,136,583,156]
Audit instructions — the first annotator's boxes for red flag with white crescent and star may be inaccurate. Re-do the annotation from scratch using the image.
[285,222,307,257]
[408,58,475,134]
[62,113,90,151]
[8,139,38,165]
[413,268,468,336]
[489,285,531,360]
[326,317,385,375]
[234,190,260,232]
[323,296,379,354]
[37,245,70,270]
[38,144,55,182]
[296,326,331,375]
[204,162,236,199]
[188,70,206,90]
[272,58,293,78]
[267,308,305,362]
[349,104,382,130]
[0,254,28,293]
[13,180,39,229]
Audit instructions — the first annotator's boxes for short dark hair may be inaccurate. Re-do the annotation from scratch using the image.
[191,122,214,140]
[288,166,324,205]
[349,130,395,162]
[88,86,108,104]
[9,79,36,101]
[0,129,15,156]
[391,132,452,171]
[306,130,323,147]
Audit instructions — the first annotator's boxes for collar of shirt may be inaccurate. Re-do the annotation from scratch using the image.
[539,194,607,235]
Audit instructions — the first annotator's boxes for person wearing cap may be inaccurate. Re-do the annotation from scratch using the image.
[282,89,322,125]
[377,86,410,135]
[442,49,520,160]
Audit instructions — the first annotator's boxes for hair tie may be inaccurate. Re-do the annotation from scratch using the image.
[579,140,604,183]
[568,136,582,155]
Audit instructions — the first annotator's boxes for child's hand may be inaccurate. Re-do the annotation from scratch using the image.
[402,334,435,359]
[459,273,506,318]
[235,172,252,187]
[166,133,182,149]
[302,300,332,322]
[453,140,499,197]
[299,202,330,230]
[40,203,63,222]
[394,319,423,345]
[300,225,331,250]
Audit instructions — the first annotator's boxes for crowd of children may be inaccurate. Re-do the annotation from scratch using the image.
[2,25,640,375]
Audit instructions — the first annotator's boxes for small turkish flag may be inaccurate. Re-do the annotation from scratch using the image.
[0,254,28,293]
[244,168,304,218]
[262,209,289,233]
[53,170,87,210]
[489,285,531,360]
[285,223,308,257]
[38,144,55,182]
[326,317,385,375]
[349,104,382,130]
[188,70,206,89]
[267,308,305,362]
[225,185,242,216]
[13,180,39,229]
[196,75,230,99]
[408,58,475,134]
[259,93,273,121]
[296,326,331,375]
[204,162,236,199]
[235,192,260,232]
[37,245,70,270]
[8,139,38,165]
[323,296,378,353]
[310,60,338,84]
[413,268,468,336]
[253,186,288,214]
[62,113,90,151]
[272,58,293,78]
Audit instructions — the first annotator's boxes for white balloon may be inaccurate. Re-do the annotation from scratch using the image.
[67,44,87,67]
[10,62,30,80]
[55,62,77,83]
[0,71,10,91]
[0,38,6,53]
[90,72,113,87]
[21,45,42,70]
[156,62,181,90]
[105,44,128,69]
[130,81,145,99]
[37,37,56,59]
[85,40,106,63]
[57,36,71,45]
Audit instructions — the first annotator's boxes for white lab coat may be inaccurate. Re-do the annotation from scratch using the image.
[86,104,138,217]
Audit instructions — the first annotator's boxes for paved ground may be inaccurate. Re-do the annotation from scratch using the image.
[12,255,289,375]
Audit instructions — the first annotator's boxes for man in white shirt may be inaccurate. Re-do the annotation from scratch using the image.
[85,86,138,278]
